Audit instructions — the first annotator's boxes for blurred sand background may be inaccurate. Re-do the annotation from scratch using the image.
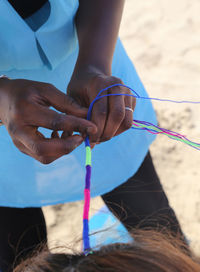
[43,0,200,254]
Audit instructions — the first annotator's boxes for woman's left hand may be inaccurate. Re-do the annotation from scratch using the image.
[68,68,136,145]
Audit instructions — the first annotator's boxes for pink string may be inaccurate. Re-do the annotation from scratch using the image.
[83,189,90,220]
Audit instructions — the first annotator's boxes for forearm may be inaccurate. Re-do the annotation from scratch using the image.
[75,0,125,75]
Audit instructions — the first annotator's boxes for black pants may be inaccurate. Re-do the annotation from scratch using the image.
[0,152,183,271]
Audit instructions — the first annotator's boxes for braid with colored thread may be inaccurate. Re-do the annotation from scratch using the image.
[82,83,200,255]
[83,136,92,255]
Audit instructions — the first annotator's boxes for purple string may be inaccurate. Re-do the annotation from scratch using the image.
[85,165,91,189]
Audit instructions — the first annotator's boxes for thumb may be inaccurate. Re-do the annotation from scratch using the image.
[64,95,88,118]
[41,83,88,118]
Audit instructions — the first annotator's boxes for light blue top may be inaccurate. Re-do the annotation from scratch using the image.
[0,0,157,207]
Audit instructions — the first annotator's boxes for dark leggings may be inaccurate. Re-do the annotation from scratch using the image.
[102,152,183,234]
[0,152,183,271]
[0,208,47,271]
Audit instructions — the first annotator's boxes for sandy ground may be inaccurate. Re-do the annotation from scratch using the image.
[43,0,200,254]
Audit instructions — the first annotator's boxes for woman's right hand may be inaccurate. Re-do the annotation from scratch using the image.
[0,78,97,164]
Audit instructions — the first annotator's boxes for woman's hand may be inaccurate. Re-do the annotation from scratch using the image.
[68,68,136,144]
[72,0,133,145]
[0,78,97,164]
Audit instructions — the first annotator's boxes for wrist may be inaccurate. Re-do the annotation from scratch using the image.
[75,52,112,76]
[72,62,111,79]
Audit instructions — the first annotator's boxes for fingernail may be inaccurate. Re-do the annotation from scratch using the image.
[87,127,95,134]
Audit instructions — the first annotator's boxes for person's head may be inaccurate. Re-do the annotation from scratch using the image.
[14,229,200,272]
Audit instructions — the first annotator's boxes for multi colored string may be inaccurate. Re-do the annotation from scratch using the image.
[82,83,200,254]
[132,120,200,151]
[83,136,92,255]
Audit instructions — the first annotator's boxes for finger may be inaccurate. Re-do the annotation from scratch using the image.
[115,95,135,136]
[36,130,45,139]
[51,130,60,139]
[29,106,97,136]
[12,128,46,156]
[14,141,70,164]
[12,129,78,164]
[15,126,84,160]
[90,93,108,143]
[132,96,136,111]
[13,139,68,164]
[64,95,88,118]
[61,130,73,139]
[39,83,88,118]
[101,86,125,142]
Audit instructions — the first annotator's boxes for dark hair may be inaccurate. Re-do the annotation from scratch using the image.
[14,229,200,272]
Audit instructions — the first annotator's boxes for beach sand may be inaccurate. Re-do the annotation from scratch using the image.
[43,0,200,254]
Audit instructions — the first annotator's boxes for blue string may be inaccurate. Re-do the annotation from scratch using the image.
[139,96,200,104]
[83,219,90,252]
[85,136,90,147]
[86,83,200,121]
[95,83,141,98]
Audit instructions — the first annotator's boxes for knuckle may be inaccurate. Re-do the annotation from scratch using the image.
[90,134,98,143]
[50,116,63,131]
[122,118,133,130]
[42,83,56,95]
[31,142,44,157]
[12,106,25,120]
[111,107,125,122]
[96,103,107,117]
[15,87,36,104]
[39,157,52,165]
[44,82,54,90]
[7,121,18,135]
[110,76,123,85]
[63,144,72,154]
[100,110,107,118]
[108,77,125,94]
[72,121,83,132]
[102,135,112,142]
[65,95,75,107]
